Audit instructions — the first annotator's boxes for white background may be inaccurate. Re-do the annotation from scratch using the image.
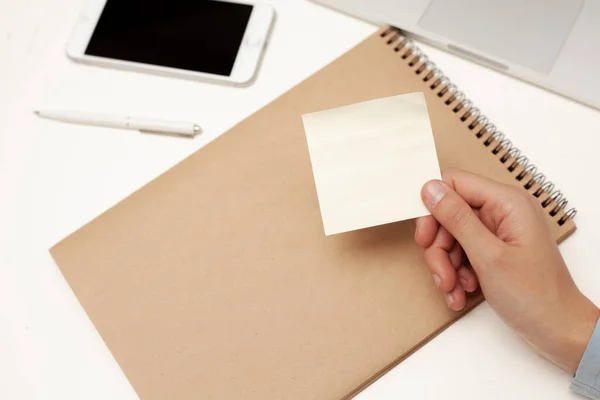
[1,0,600,398]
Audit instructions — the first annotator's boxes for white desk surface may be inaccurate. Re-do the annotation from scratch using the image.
[2,0,600,399]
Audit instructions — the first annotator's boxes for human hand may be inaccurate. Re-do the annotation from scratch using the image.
[415,168,599,373]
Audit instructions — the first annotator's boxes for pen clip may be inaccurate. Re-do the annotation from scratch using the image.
[139,129,195,138]
[139,124,201,138]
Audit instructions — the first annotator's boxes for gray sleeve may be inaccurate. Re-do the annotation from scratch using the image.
[571,318,600,399]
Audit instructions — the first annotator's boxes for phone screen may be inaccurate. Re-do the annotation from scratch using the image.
[85,0,253,77]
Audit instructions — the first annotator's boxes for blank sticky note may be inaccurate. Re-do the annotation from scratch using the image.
[302,92,441,235]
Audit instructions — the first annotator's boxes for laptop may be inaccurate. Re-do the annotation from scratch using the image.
[311,0,600,110]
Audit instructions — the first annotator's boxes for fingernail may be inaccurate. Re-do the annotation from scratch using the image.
[432,274,441,287]
[446,293,454,305]
[423,180,447,207]
[460,277,469,289]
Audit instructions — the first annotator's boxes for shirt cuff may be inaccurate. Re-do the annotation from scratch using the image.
[571,317,600,399]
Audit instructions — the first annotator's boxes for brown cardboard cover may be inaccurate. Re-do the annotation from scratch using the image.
[50,28,576,399]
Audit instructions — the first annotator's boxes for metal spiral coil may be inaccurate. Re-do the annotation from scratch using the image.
[380,27,576,226]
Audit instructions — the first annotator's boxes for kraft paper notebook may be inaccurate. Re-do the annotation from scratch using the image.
[50,27,577,399]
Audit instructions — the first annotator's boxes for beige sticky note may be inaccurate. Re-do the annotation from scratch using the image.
[302,92,441,235]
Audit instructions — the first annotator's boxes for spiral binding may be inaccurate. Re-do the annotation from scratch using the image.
[380,27,577,226]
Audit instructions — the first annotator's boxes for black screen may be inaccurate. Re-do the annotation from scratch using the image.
[85,0,253,76]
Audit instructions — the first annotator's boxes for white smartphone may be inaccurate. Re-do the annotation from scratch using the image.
[67,0,275,86]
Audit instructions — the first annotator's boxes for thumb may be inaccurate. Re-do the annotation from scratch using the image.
[421,179,501,255]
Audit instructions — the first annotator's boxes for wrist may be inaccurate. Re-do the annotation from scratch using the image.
[552,297,600,374]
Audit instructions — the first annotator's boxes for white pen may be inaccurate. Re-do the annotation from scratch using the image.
[33,109,202,138]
